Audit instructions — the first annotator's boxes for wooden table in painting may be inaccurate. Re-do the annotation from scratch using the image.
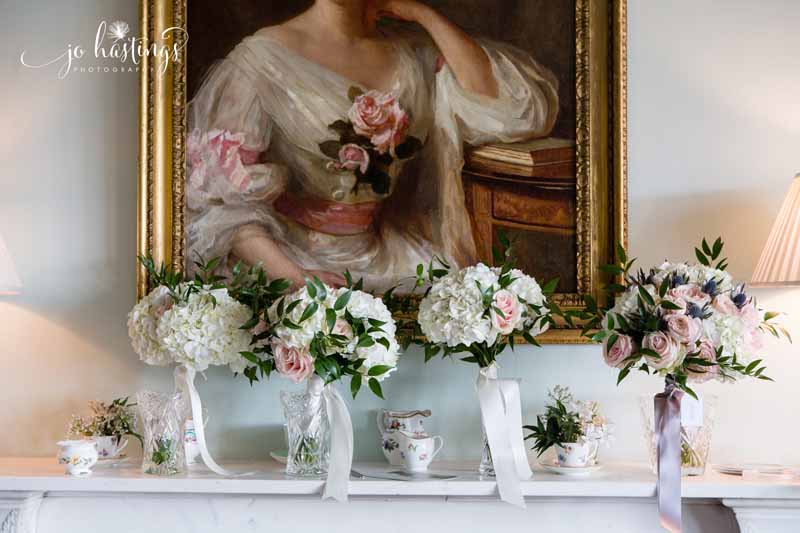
[463,138,578,293]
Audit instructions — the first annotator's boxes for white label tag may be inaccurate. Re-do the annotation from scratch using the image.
[681,395,704,427]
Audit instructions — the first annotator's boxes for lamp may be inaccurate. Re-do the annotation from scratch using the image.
[0,232,22,295]
[752,172,800,287]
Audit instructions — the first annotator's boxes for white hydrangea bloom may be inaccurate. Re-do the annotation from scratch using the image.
[508,269,545,306]
[339,288,400,381]
[157,285,252,373]
[128,285,175,366]
[418,265,494,347]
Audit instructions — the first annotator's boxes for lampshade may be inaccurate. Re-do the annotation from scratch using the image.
[751,172,800,287]
[0,232,21,295]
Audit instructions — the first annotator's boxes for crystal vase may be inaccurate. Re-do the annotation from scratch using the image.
[281,378,330,477]
[136,390,186,476]
[478,423,495,477]
[640,394,717,476]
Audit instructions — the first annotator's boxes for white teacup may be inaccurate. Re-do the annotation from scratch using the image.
[555,442,592,468]
[94,436,129,459]
[395,431,444,472]
[57,440,99,476]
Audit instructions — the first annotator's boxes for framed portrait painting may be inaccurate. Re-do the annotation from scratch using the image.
[138,0,628,343]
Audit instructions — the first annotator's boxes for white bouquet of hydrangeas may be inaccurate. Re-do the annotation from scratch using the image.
[129,284,252,373]
[244,276,400,397]
[417,263,553,364]
[411,243,564,509]
[240,275,401,502]
[128,257,286,477]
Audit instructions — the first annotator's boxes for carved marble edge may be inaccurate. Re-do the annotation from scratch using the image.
[0,493,43,533]
[722,498,800,533]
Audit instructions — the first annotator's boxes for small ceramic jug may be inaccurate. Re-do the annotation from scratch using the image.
[395,431,444,472]
[94,435,128,459]
[57,440,99,476]
[377,409,431,436]
[555,441,592,468]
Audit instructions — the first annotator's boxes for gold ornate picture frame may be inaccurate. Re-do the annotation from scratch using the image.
[137,0,628,344]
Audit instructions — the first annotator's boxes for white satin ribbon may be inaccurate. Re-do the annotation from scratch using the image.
[174,365,239,476]
[476,364,532,508]
[306,376,353,502]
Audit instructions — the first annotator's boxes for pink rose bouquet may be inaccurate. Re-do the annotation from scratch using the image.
[578,238,790,529]
[319,86,422,196]
[581,238,789,396]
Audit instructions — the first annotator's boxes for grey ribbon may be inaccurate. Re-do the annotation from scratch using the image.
[654,379,684,532]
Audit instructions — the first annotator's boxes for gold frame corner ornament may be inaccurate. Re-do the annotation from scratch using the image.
[137,0,628,344]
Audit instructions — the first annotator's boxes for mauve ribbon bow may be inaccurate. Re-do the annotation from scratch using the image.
[654,378,684,532]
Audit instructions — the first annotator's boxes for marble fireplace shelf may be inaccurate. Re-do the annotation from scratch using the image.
[0,458,798,499]
[1,458,800,532]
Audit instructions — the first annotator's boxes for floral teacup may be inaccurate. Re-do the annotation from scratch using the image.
[94,436,129,459]
[555,442,592,468]
[377,409,431,436]
[395,431,444,472]
[57,440,99,476]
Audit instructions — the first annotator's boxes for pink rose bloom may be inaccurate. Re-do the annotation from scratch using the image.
[348,91,409,154]
[490,289,523,335]
[272,341,314,384]
[687,339,719,383]
[712,294,739,316]
[643,331,679,370]
[668,284,710,309]
[604,334,634,369]
[664,314,703,345]
[331,318,354,339]
[336,144,370,173]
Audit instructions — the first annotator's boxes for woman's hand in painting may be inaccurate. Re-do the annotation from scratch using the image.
[301,269,347,289]
[370,0,429,23]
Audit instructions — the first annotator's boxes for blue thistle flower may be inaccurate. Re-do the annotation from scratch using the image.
[686,302,710,319]
[670,274,686,288]
[731,284,749,309]
[701,279,718,297]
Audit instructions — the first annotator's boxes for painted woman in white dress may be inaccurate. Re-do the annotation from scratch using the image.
[186,0,559,291]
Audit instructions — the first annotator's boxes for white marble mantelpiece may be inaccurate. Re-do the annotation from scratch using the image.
[0,458,798,532]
